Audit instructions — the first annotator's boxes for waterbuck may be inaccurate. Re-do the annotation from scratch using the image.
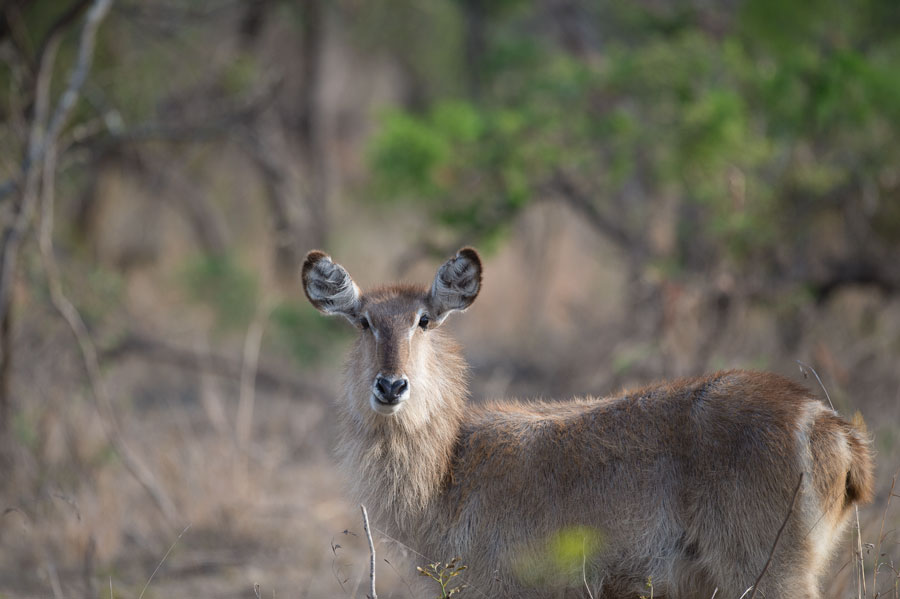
[302,247,873,598]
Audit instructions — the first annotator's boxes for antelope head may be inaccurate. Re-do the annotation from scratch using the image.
[302,248,482,417]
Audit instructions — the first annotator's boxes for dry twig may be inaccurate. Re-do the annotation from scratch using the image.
[796,361,836,411]
[38,122,180,526]
[747,473,804,599]
[236,298,272,449]
[361,505,377,599]
[582,536,596,599]
[30,0,180,527]
[857,505,867,599]
[0,2,64,319]
[100,331,329,399]
[873,469,900,594]
[137,524,192,599]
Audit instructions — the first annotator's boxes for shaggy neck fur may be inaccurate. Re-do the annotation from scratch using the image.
[335,327,467,539]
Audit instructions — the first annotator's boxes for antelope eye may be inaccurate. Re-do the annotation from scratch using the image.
[418,314,430,330]
[359,317,370,330]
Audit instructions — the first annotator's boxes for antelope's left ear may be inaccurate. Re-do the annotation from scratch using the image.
[427,247,482,321]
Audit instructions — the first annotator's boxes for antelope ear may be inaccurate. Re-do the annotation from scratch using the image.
[302,250,361,321]
[428,247,482,321]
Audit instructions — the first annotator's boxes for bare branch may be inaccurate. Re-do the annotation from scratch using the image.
[547,170,635,252]
[38,105,180,528]
[33,1,94,75]
[0,0,112,314]
[873,469,899,593]
[0,11,63,322]
[747,473,804,599]
[45,0,112,144]
[582,536,596,599]
[20,0,181,527]
[796,361,835,411]
[361,504,378,599]
[0,64,282,203]
[100,331,329,400]
[137,524,192,599]
[0,0,114,432]
[237,125,306,279]
[236,299,272,448]
[45,558,64,599]
[856,505,866,598]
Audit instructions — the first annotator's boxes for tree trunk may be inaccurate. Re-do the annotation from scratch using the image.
[461,0,487,101]
[0,302,11,436]
[296,0,329,252]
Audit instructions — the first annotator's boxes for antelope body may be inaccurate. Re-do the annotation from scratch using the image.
[302,248,874,598]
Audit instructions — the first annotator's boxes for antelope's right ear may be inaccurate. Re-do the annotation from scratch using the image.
[427,247,482,322]
[302,250,361,321]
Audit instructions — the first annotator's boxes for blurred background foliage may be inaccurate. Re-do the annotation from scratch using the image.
[369,0,900,295]
[1,0,899,596]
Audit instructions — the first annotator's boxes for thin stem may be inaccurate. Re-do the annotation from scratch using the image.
[873,471,899,594]
[361,505,377,599]
[796,361,835,411]
[582,537,595,599]
[236,299,271,448]
[137,524,192,599]
[748,473,804,599]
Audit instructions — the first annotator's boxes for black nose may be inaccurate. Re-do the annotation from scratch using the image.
[375,376,409,404]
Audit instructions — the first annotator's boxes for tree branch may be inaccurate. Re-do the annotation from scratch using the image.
[747,473,804,599]
[99,332,330,401]
[33,0,182,529]
[361,504,378,599]
[0,69,282,203]
[33,0,94,75]
[547,171,635,252]
[0,0,113,312]
[236,124,306,280]
[0,0,115,427]
[0,10,63,321]
[236,299,272,448]
[38,99,180,532]
[17,0,181,527]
